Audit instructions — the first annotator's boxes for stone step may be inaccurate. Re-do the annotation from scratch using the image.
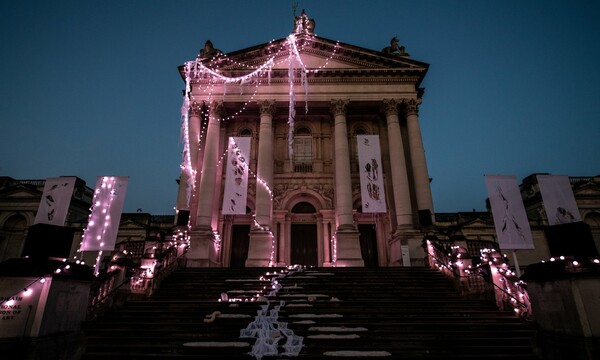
[81,266,538,360]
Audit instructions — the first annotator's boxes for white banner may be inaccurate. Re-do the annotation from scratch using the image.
[80,176,129,251]
[537,174,581,225]
[222,137,250,215]
[357,135,386,213]
[34,177,77,226]
[484,175,534,250]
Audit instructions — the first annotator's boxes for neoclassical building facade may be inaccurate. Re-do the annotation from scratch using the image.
[175,12,435,268]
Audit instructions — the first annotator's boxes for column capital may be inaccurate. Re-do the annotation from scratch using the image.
[259,99,276,117]
[190,100,204,116]
[403,98,422,116]
[208,100,224,117]
[381,98,401,116]
[330,99,349,117]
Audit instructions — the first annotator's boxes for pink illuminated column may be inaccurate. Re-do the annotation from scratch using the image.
[195,100,223,231]
[255,100,276,229]
[382,98,413,229]
[404,98,434,221]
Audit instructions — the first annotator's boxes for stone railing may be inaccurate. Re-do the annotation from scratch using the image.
[523,256,600,360]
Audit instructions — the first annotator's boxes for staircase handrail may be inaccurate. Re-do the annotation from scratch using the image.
[423,237,531,322]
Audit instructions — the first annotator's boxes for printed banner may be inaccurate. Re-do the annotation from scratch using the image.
[222,137,250,215]
[80,176,129,251]
[34,177,77,226]
[484,175,534,250]
[537,174,581,225]
[357,135,387,213]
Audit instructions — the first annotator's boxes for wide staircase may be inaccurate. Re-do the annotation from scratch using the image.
[80,266,539,359]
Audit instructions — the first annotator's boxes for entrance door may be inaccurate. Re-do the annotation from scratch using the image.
[230,224,250,268]
[290,224,318,267]
[358,224,379,267]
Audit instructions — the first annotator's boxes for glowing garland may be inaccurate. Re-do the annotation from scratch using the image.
[179,33,340,209]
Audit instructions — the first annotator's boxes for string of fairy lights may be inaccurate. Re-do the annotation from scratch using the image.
[425,239,600,318]
[179,32,340,263]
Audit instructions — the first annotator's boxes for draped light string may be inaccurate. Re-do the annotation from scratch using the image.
[331,234,338,265]
[178,32,344,212]
[180,62,195,207]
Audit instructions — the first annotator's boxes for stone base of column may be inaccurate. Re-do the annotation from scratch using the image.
[185,228,219,267]
[334,229,364,267]
[389,229,426,267]
[246,230,274,267]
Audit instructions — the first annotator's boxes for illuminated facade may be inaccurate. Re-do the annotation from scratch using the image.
[175,11,435,268]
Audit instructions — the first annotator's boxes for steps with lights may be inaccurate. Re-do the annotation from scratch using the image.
[80,267,539,359]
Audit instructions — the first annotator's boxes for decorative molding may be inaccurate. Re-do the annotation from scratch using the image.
[382,98,400,116]
[259,99,276,117]
[403,98,422,116]
[330,99,349,117]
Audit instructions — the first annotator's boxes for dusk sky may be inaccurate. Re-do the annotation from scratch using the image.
[2,1,599,215]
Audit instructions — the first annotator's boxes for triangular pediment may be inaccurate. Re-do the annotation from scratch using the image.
[182,34,428,83]
[0,186,41,199]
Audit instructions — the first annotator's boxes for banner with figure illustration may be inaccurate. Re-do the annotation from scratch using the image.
[34,177,77,226]
[484,175,534,250]
[357,135,386,213]
[80,176,129,251]
[222,137,251,215]
[537,174,581,225]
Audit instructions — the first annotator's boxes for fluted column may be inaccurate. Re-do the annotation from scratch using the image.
[255,100,276,228]
[331,99,354,230]
[404,98,434,221]
[382,99,413,229]
[195,100,223,231]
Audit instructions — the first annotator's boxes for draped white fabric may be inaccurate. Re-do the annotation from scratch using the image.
[80,176,128,251]
[484,175,534,250]
[34,177,76,226]
[222,137,251,215]
[537,174,581,225]
[357,135,386,213]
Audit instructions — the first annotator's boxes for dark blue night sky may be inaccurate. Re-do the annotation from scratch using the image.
[2,0,599,214]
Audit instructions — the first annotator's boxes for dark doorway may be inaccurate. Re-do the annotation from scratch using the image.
[358,224,379,267]
[230,224,250,268]
[291,224,318,267]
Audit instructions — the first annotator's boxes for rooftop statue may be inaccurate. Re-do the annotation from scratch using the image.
[293,9,315,34]
[198,40,223,60]
[382,36,409,57]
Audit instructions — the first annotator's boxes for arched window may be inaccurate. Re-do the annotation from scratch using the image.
[291,202,317,214]
[294,127,312,173]
[239,128,252,137]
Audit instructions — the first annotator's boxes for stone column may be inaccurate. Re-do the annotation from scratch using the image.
[254,100,275,228]
[186,100,222,267]
[176,101,202,226]
[331,99,363,266]
[195,100,223,230]
[247,100,276,267]
[404,98,434,223]
[382,99,413,229]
